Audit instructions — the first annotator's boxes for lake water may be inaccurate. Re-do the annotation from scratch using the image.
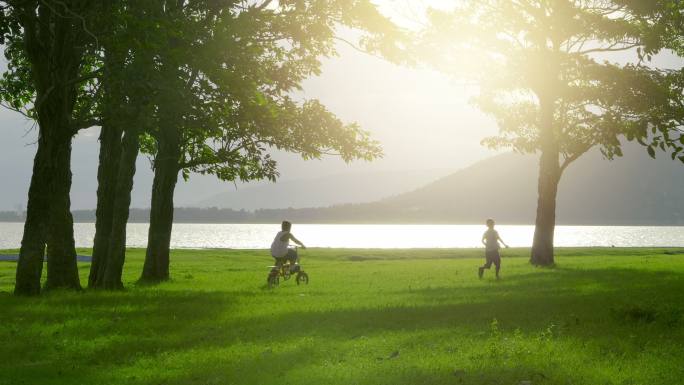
[0,222,683,249]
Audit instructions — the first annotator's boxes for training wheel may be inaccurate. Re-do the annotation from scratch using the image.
[267,274,279,288]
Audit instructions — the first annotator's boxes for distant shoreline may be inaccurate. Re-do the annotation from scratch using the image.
[2,206,684,226]
[1,218,684,226]
[2,220,684,226]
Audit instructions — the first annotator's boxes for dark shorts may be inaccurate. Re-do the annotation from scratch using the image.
[274,248,298,266]
[484,249,501,268]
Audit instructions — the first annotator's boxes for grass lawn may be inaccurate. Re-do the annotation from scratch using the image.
[1,247,683,385]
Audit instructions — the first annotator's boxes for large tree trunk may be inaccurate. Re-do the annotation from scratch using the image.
[530,147,560,266]
[101,128,140,289]
[140,135,181,283]
[14,138,50,295]
[45,130,81,290]
[530,94,560,266]
[17,120,81,293]
[13,2,86,294]
[89,123,122,287]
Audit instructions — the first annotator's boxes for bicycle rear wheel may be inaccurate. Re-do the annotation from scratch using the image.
[296,272,309,285]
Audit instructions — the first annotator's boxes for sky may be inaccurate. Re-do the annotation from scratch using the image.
[0,1,500,210]
[0,38,499,209]
[0,1,681,210]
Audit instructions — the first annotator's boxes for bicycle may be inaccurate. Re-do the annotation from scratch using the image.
[267,247,309,288]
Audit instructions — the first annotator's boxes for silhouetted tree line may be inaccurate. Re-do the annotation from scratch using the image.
[2,194,682,226]
[0,211,23,222]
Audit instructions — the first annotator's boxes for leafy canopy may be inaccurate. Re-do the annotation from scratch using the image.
[136,0,401,182]
[0,1,108,133]
[419,0,684,167]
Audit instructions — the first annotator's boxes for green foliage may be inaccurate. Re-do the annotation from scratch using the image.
[615,0,684,56]
[0,36,34,117]
[132,0,392,184]
[0,1,393,183]
[1,247,684,384]
[0,1,108,132]
[420,0,684,168]
[0,5,21,46]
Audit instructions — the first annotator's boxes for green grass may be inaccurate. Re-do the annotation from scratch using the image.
[1,247,683,385]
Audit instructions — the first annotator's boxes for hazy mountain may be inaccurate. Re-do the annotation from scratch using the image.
[195,170,449,210]
[185,144,681,225]
[3,143,680,225]
[360,144,684,224]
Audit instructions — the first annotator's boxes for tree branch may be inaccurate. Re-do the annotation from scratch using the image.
[70,117,100,133]
[560,143,593,174]
[65,68,102,86]
[333,36,385,61]
[0,101,34,120]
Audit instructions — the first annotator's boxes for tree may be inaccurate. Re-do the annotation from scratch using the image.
[137,0,395,283]
[1,1,101,294]
[419,0,684,265]
[1,1,158,291]
[88,1,157,289]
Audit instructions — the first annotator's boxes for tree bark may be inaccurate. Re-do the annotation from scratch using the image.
[140,23,185,284]
[530,94,560,266]
[92,31,152,288]
[14,137,50,295]
[45,130,81,290]
[89,38,127,288]
[101,128,140,289]
[90,4,152,288]
[140,138,181,283]
[17,119,81,293]
[89,123,122,287]
[13,1,87,294]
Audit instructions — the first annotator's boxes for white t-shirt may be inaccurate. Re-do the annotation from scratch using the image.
[271,230,290,257]
[483,229,500,251]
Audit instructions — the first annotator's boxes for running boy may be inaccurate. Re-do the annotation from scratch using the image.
[479,219,508,279]
[271,221,306,267]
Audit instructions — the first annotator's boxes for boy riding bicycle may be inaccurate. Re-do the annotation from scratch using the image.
[271,221,306,269]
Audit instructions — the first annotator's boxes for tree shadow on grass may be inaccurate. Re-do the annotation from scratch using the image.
[2,263,683,385]
[142,341,634,385]
[152,265,682,385]
[43,263,676,384]
[196,267,684,347]
[0,289,236,385]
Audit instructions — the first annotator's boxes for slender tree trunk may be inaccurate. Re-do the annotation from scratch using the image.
[14,138,50,295]
[89,123,122,287]
[530,94,560,266]
[91,11,152,287]
[45,130,81,290]
[90,42,126,288]
[140,43,185,284]
[101,128,140,289]
[93,46,152,288]
[141,135,181,283]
